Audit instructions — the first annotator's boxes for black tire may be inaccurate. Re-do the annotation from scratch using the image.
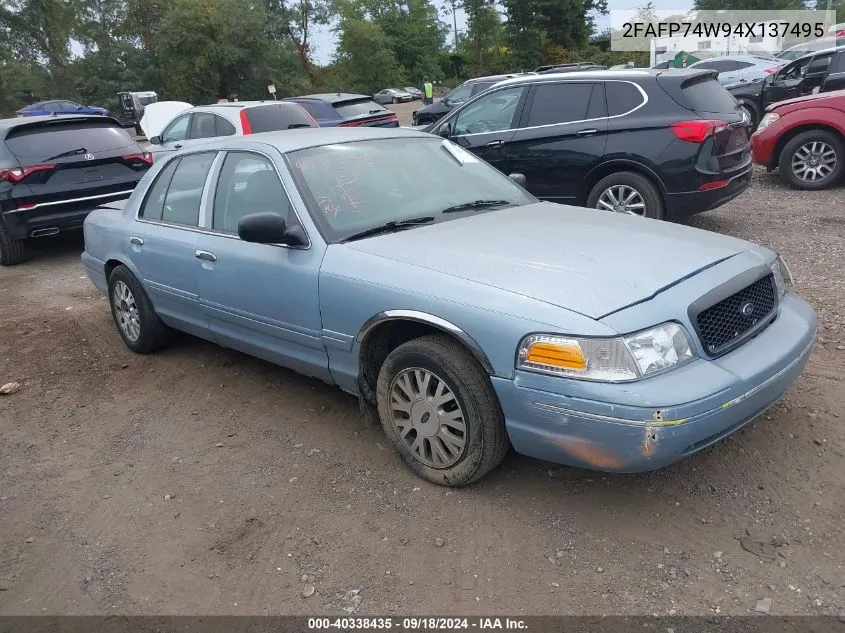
[375,334,509,486]
[778,129,845,191]
[107,265,170,354]
[586,171,665,220]
[0,225,27,266]
[392,97,398,104]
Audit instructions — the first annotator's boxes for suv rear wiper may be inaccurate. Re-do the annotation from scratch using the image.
[44,147,88,162]
[342,216,435,242]
[441,199,513,213]
[288,123,313,129]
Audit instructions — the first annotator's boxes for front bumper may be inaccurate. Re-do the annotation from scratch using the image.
[492,292,816,473]
[664,167,752,219]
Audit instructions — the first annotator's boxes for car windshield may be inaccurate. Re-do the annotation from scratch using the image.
[286,136,536,242]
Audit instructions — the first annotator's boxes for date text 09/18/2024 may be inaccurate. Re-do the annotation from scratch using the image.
[307,617,528,630]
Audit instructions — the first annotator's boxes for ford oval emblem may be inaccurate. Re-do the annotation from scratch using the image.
[84,153,95,160]
[740,301,755,317]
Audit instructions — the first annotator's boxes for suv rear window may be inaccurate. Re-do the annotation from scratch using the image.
[244,104,316,133]
[4,120,134,161]
[679,77,739,112]
[332,99,389,118]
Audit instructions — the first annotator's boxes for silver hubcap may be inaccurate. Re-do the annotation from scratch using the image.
[597,185,646,215]
[792,141,837,182]
[388,368,467,468]
[112,281,141,342]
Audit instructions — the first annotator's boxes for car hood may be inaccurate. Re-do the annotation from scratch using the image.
[343,202,752,319]
[139,100,193,138]
[768,88,845,111]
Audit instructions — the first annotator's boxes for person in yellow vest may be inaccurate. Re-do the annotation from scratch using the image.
[421,77,434,105]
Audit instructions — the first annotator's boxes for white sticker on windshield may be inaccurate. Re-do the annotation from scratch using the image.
[441,139,480,165]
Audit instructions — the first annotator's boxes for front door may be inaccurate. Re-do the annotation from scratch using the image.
[194,149,330,381]
[439,85,528,175]
[763,57,811,107]
[129,151,217,338]
[507,81,608,202]
[151,113,192,160]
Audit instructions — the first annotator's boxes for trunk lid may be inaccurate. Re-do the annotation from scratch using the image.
[333,98,400,127]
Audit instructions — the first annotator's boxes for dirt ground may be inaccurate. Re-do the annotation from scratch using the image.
[1,107,844,616]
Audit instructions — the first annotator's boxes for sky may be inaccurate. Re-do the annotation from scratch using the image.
[307,0,695,66]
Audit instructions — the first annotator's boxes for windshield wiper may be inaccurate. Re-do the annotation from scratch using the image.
[288,123,313,129]
[44,147,88,161]
[440,199,513,213]
[342,217,436,242]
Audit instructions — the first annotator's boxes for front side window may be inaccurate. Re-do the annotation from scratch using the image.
[452,86,525,135]
[807,54,832,74]
[162,115,190,142]
[286,137,536,243]
[159,152,216,226]
[212,152,292,234]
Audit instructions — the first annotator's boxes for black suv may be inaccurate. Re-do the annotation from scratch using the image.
[0,115,152,265]
[412,74,531,127]
[728,46,845,129]
[425,70,751,220]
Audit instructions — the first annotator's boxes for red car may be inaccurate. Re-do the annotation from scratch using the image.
[751,89,845,190]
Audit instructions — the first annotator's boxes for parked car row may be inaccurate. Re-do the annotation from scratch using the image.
[77,126,817,486]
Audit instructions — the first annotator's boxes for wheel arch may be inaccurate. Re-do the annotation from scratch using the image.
[355,310,495,404]
[582,159,668,202]
[772,123,845,168]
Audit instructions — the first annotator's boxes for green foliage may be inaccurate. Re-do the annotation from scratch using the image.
[333,17,403,93]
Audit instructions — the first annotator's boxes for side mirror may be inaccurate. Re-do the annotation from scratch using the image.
[149,135,161,145]
[508,173,527,187]
[764,73,775,84]
[237,212,306,246]
[438,122,452,138]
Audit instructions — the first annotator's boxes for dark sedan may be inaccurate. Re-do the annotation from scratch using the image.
[282,93,399,128]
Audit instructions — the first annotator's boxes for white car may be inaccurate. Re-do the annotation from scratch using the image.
[145,102,318,160]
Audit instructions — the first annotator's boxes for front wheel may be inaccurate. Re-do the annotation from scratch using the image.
[587,171,664,220]
[107,265,171,353]
[376,335,509,486]
[779,130,845,191]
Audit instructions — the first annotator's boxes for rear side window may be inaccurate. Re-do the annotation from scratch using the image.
[606,82,644,116]
[139,159,180,221]
[679,77,738,112]
[5,120,134,162]
[212,152,292,233]
[525,83,595,126]
[189,113,218,139]
[160,152,215,226]
[244,104,316,132]
[735,61,755,69]
[332,99,388,118]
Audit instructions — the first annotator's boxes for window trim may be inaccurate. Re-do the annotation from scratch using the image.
[135,150,220,230]
[437,80,647,138]
[452,85,529,137]
[202,148,312,250]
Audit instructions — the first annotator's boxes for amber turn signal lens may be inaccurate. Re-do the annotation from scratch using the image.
[525,342,587,370]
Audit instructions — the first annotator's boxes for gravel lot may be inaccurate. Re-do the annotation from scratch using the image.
[1,102,843,616]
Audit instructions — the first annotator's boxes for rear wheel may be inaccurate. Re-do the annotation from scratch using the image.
[375,334,509,486]
[779,130,845,191]
[107,265,170,353]
[587,171,664,220]
[0,225,27,266]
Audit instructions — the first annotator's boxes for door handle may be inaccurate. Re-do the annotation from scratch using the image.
[576,128,600,136]
[129,236,143,246]
[195,250,217,262]
[174,144,183,150]
[485,139,505,147]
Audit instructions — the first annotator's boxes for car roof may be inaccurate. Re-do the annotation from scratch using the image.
[465,73,530,84]
[693,54,780,62]
[490,68,704,89]
[180,126,432,155]
[285,93,373,103]
[192,101,302,111]
[0,113,115,134]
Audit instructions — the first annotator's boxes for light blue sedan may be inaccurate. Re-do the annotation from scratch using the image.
[81,128,816,486]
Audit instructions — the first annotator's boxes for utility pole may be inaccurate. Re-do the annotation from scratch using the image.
[450,0,459,50]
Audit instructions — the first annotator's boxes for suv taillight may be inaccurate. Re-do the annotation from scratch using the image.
[670,119,728,143]
[122,152,153,168]
[0,164,55,184]
[240,110,253,135]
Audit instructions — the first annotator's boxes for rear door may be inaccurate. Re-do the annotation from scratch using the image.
[441,85,529,175]
[821,51,845,91]
[128,151,216,338]
[2,118,150,220]
[507,81,608,202]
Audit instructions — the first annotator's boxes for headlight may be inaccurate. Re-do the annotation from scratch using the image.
[517,322,696,382]
[771,255,792,298]
[756,112,780,132]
